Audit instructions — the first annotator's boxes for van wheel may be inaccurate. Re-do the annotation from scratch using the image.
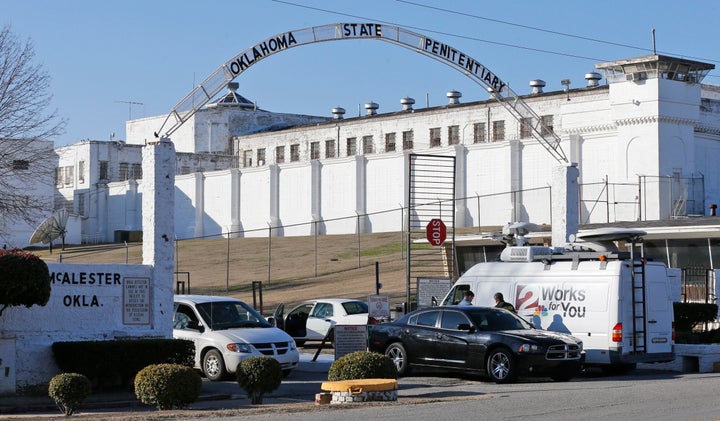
[487,348,516,384]
[203,349,227,381]
[385,342,410,375]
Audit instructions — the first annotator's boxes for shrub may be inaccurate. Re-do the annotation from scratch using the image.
[674,303,718,332]
[327,351,398,381]
[236,356,282,405]
[134,364,201,410]
[0,249,51,317]
[48,373,91,416]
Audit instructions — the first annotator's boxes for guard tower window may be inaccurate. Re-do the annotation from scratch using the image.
[430,127,441,147]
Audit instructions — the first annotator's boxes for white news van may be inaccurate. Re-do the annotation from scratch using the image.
[440,229,679,372]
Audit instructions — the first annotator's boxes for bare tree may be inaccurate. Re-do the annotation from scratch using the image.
[0,24,66,244]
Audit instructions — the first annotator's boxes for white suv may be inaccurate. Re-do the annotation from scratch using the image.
[173,295,299,381]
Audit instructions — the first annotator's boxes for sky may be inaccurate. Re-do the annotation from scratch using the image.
[3,0,720,146]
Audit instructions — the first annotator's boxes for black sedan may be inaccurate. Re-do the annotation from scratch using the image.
[368,306,584,383]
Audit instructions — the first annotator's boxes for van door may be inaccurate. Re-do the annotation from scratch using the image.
[643,265,675,356]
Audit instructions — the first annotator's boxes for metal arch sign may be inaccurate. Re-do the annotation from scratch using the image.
[157,22,567,163]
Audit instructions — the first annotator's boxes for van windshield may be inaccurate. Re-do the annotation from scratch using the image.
[196,301,271,330]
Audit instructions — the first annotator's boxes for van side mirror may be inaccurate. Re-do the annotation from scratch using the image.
[187,320,204,332]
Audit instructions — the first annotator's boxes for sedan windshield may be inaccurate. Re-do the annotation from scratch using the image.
[466,308,533,331]
[196,301,271,330]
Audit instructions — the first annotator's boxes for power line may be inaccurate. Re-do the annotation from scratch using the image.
[272,0,719,68]
[397,0,720,65]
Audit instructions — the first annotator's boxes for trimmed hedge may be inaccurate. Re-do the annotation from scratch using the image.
[53,339,194,388]
[48,373,91,416]
[0,248,50,316]
[328,351,398,381]
[134,364,201,410]
[236,356,283,405]
[674,303,718,332]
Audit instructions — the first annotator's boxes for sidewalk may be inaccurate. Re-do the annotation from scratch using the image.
[0,352,334,417]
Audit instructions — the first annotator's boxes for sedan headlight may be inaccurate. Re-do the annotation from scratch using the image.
[226,342,253,353]
[518,343,540,353]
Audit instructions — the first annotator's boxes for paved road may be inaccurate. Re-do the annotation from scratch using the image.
[192,367,720,421]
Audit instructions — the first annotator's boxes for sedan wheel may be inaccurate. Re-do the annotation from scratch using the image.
[203,349,227,381]
[487,348,516,384]
[385,342,410,375]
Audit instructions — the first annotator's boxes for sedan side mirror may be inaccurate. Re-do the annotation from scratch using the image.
[457,323,475,332]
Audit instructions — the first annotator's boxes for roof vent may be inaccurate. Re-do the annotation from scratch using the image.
[585,72,602,87]
[400,97,415,111]
[446,90,462,105]
[332,107,346,119]
[364,102,379,116]
[529,79,546,94]
[500,246,555,262]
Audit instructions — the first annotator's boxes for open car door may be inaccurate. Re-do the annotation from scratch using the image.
[272,303,285,330]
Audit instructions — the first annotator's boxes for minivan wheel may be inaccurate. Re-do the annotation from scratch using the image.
[203,349,227,381]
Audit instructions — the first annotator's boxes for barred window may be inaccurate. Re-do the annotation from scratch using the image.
[473,123,486,143]
[78,161,85,183]
[310,142,320,160]
[430,127,441,147]
[131,163,142,180]
[385,132,396,152]
[119,162,129,181]
[56,167,63,187]
[520,118,533,139]
[276,146,285,163]
[362,135,374,154]
[325,140,336,158]
[290,144,300,162]
[448,125,459,145]
[541,115,554,136]
[12,160,29,170]
[346,137,357,156]
[257,148,266,166]
[402,130,414,150]
[492,120,505,142]
[243,150,252,167]
[99,161,109,180]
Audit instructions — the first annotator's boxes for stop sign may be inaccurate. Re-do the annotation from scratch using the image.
[426,218,447,246]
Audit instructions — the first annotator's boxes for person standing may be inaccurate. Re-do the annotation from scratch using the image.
[494,292,516,313]
[458,290,475,306]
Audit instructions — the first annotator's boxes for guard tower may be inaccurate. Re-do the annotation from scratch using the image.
[594,55,715,220]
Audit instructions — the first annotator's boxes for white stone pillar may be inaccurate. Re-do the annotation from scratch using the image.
[269,164,281,233]
[193,172,204,238]
[311,160,324,235]
[551,163,580,247]
[453,144,467,228]
[142,138,175,271]
[229,168,242,237]
[355,155,367,234]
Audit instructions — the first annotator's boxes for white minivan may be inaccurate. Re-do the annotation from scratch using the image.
[441,231,679,373]
[173,295,299,381]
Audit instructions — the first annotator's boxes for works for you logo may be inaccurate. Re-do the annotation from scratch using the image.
[515,284,588,319]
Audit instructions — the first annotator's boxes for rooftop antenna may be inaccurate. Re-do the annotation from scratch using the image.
[115,100,144,120]
[652,28,656,55]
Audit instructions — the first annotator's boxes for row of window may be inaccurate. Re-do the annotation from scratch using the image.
[241,116,554,168]
[55,160,141,187]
